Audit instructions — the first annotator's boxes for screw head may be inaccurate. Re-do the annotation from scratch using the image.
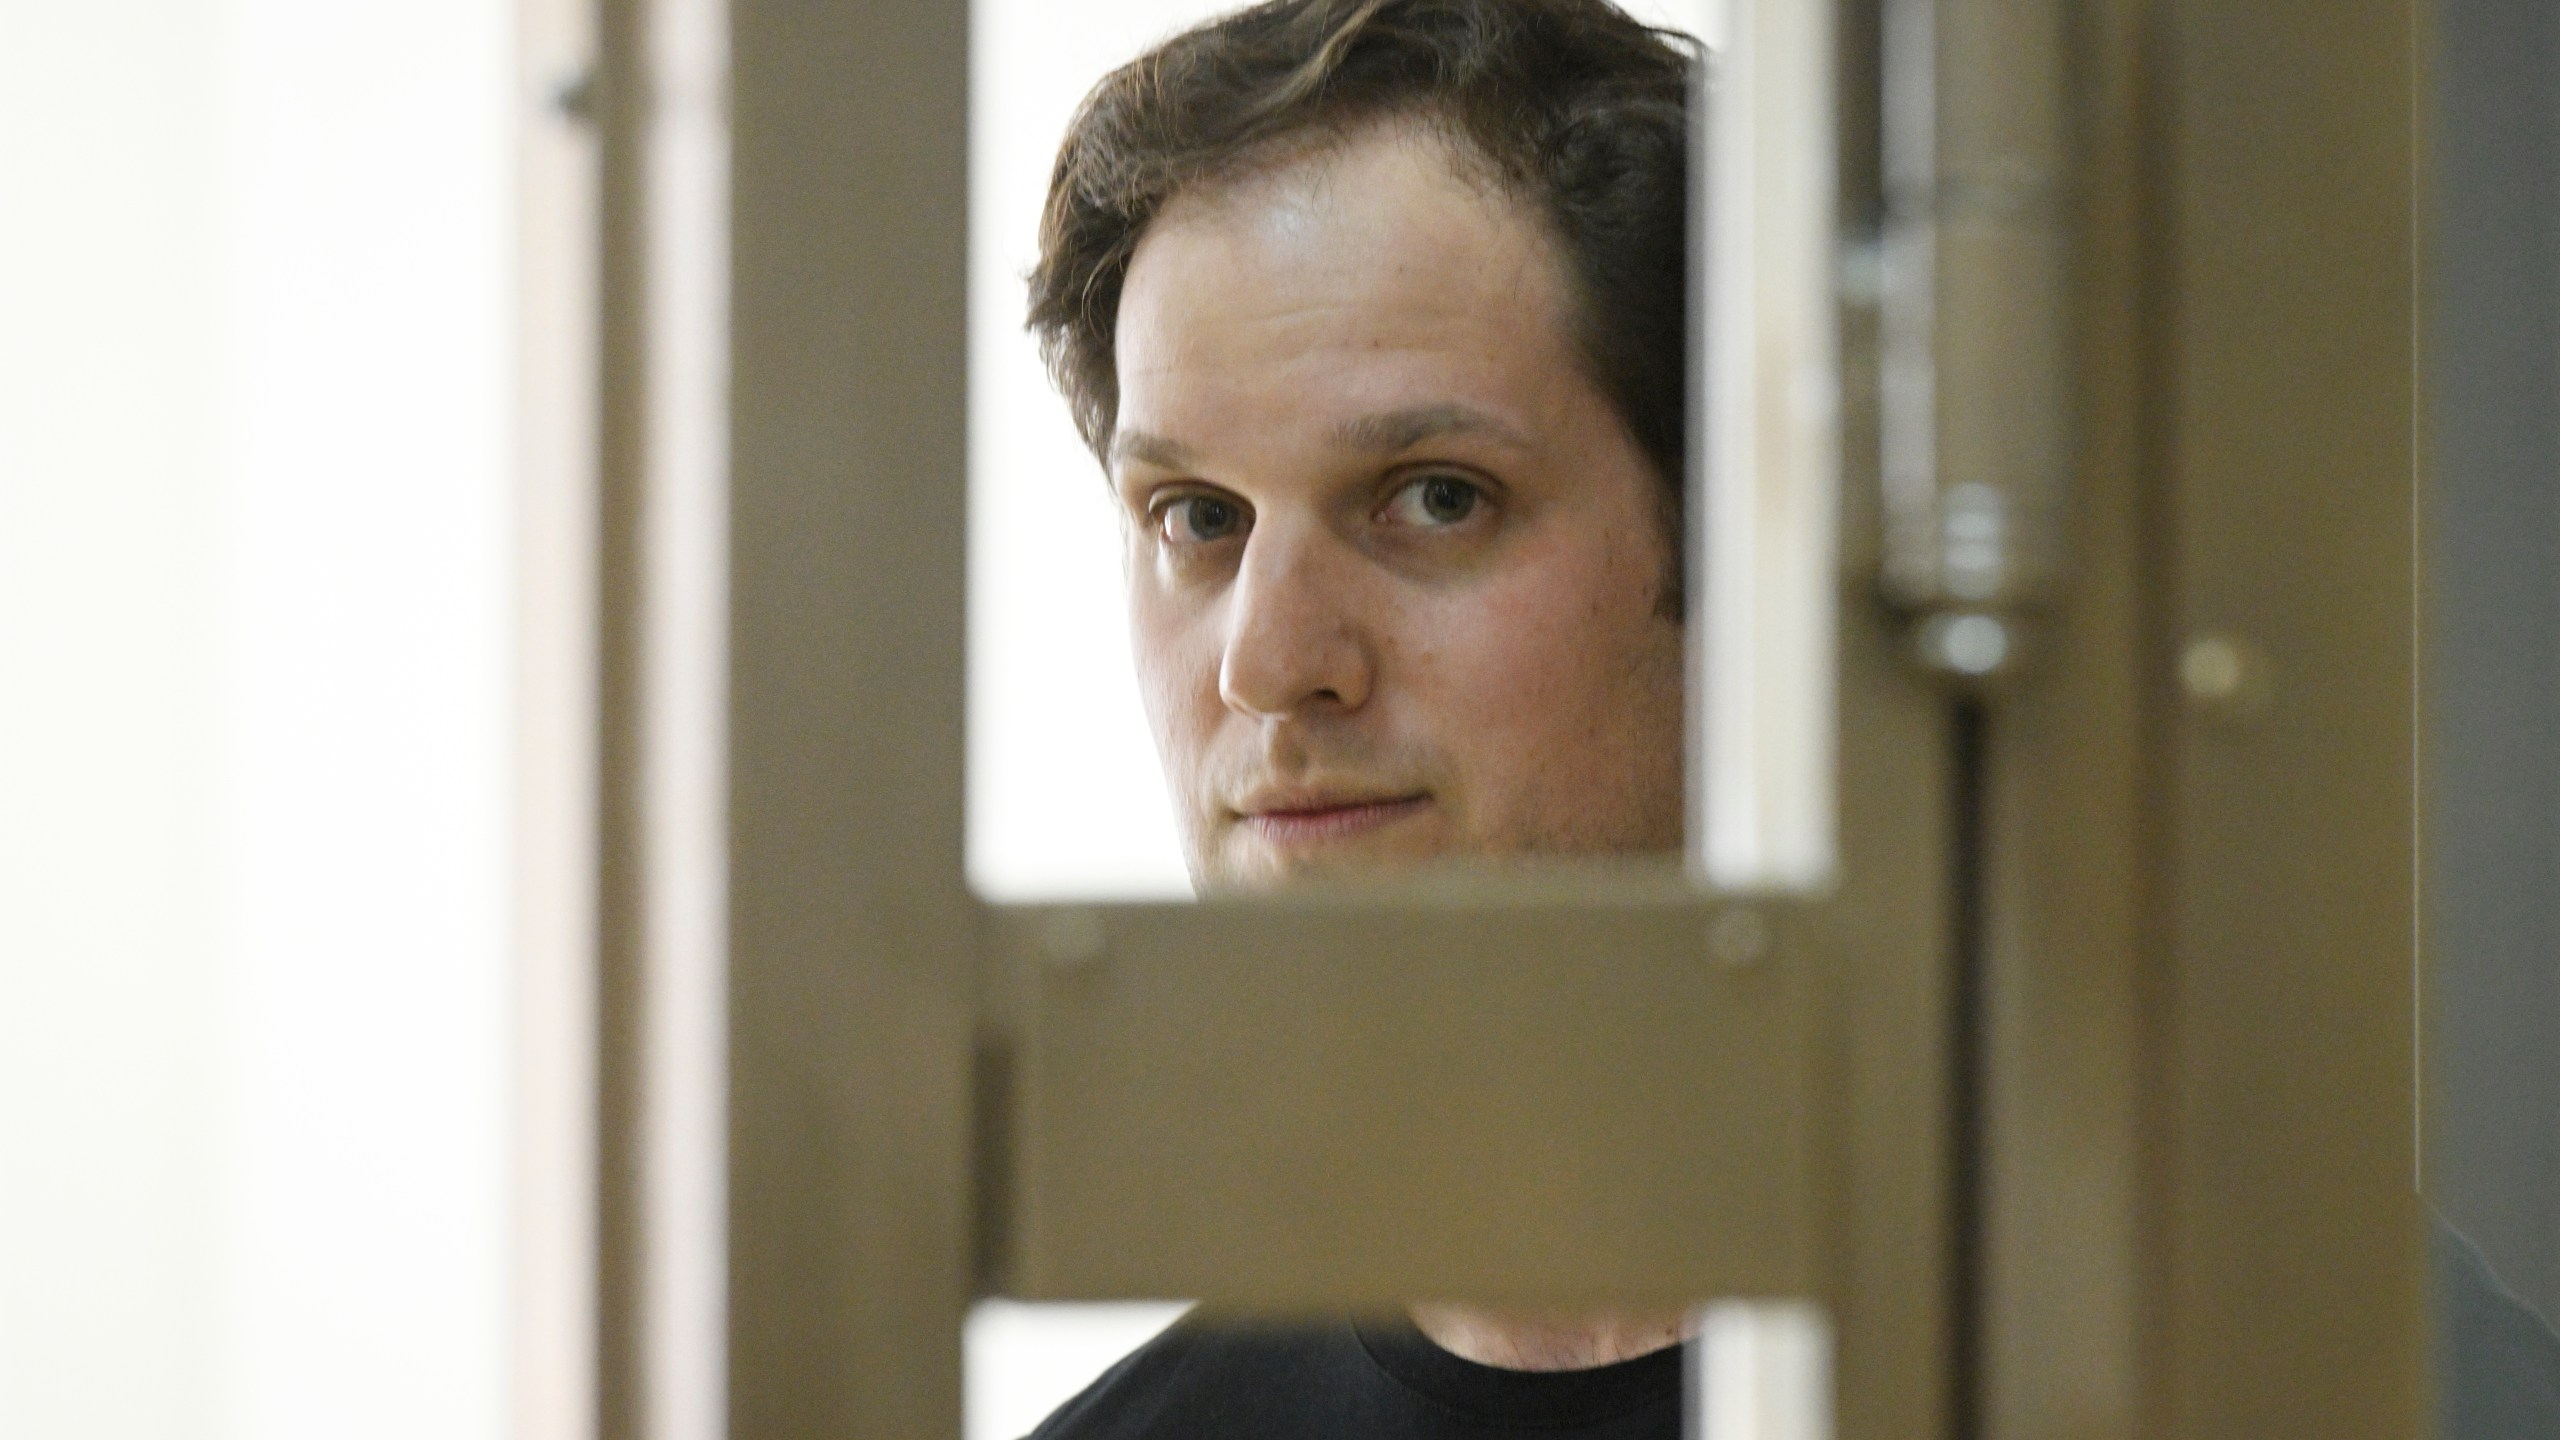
[549,65,598,123]
[2179,634,2270,717]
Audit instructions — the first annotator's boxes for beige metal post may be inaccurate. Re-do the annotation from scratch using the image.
[1979,2,2429,1438]
[2145,0,2426,1431]
[720,1,979,1437]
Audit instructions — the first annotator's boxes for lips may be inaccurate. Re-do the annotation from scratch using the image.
[1233,789,1431,847]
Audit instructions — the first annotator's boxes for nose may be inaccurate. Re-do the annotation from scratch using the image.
[1217,522,1376,720]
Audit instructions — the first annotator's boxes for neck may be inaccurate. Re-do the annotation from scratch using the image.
[1407,1303,1696,1372]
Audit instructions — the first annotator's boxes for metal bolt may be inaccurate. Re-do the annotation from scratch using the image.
[2179,634,2269,717]
[1707,906,1774,969]
[550,65,599,123]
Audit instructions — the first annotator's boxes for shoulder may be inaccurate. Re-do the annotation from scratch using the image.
[1028,1315,1368,1440]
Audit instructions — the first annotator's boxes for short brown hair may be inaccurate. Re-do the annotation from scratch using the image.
[1027,0,1696,502]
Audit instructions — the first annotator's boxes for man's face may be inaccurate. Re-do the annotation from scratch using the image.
[1109,122,1685,889]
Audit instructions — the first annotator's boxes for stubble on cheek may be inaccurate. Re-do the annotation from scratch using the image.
[1125,589,1274,885]
[1146,601,1683,882]
[1435,540,1685,859]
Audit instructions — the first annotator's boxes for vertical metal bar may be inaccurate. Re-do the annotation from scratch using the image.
[1877,0,2070,676]
[1826,4,1964,1434]
[1694,0,1843,893]
[515,0,604,1434]
[1968,5,2427,1438]
[1876,0,1938,609]
[595,0,731,1434]
[2148,0,2426,1431]
[1942,698,1989,1440]
[594,0,650,1428]
[725,0,976,1435]
[636,0,732,1435]
[1974,4,2147,1437]
[1695,1303,1836,1440]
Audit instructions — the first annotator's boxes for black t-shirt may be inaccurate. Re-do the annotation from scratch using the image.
[1026,1237,2560,1440]
[1029,1314,1684,1440]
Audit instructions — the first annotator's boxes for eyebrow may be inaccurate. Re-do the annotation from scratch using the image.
[1109,429,1197,472]
[1331,403,1527,455]
[1108,403,1527,475]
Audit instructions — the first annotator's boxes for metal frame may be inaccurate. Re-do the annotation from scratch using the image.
[514,1,604,1435]
[2139,0,2425,1429]
[987,893,1822,1305]
[572,0,2430,1437]
[1978,0,2428,1436]
[687,5,1956,1439]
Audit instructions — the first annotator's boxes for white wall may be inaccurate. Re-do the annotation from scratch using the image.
[966,0,1221,902]
[0,2,516,1436]
[964,1301,1191,1440]
[0,7,231,1431]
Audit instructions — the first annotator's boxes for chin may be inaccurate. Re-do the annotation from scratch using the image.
[1195,830,1458,893]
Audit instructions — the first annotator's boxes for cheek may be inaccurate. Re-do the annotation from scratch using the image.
[1403,534,1682,806]
[1127,582,1226,762]
[1429,536,1664,710]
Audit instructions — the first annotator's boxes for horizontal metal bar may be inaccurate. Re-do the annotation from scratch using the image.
[984,895,1819,1308]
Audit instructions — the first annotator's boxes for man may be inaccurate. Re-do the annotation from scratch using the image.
[1023,1,1698,1435]
[1019,1,2560,1436]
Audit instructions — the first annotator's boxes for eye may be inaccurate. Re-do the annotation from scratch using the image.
[1154,491,1249,544]
[1381,472,1483,528]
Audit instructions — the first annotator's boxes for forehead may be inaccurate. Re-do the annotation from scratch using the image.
[1111,124,1586,464]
